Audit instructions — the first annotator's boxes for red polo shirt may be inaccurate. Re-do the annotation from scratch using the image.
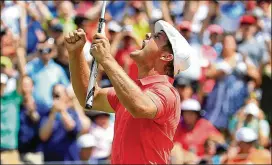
[107,75,180,164]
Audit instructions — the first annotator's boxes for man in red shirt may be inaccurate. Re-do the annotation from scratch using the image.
[64,20,192,164]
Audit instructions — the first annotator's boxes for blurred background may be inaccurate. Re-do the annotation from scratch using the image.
[0,0,271,164]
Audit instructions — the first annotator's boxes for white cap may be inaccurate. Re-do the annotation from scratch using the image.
[108,21,122,32]
[155,20,191,75]
[181,99,201,112]
[236,127,257,142]
[244,103,259,118]
[77,134,96,148]
[0,73,8,84]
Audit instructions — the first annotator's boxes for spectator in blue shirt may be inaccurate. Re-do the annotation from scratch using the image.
[39,84,82,162]
[18,76,47,164]
[26,38,69,109]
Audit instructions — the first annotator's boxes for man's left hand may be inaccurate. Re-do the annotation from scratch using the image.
[91,33,112,64]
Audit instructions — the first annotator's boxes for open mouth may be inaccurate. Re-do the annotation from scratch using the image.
[140,40,146,50]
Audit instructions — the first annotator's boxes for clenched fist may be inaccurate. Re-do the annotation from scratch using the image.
[64,29,87,53]
[91,33,112,64]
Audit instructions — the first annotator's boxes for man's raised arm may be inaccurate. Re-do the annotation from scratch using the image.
[64,29,114,113]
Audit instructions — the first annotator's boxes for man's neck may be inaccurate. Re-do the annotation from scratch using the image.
[137,63,165,79]
[41,59,50,66]
[242,35,254,41]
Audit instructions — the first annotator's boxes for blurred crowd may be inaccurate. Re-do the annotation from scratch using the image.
[0,0,271,164]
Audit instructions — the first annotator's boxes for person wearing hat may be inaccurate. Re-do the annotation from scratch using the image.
[178,21,200,46]
[174,75,197,103]
[65,19,191,164]
[174,99,223,158]
[237,14,269,68]
[206,24,224,56]
[229,101,270,148]
[225,127,271,164]
[87,111,113,164]
[77,133,97,164]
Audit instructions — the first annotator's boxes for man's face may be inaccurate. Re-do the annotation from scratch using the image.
[241,23,256,38]
[177,85,193,100]
[95,115,110,127]
[58,1,74,19]
[130,31,169,64]
[210,33,220,44]
[37,43,54,63]
[52,84,67,103]
[183,111,199,126]
[80,147,93,161]
[238,141,253,152]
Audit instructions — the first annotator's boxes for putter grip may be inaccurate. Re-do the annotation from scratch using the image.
[85,19,105,109]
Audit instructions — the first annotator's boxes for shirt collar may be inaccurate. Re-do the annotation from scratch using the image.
[136,75,174,86]
[38,58,54,66]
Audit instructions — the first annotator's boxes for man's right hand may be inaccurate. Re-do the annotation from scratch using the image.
[64,29,87,53]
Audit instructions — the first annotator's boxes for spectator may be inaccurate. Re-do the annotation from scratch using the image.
[198,138,217,164]
[18,76,46,164]
[229,101,270,148]
[237,14,269,68]
[129,2,150,41]
[89,111,114,164]
[0,73,22,164]
[77,133,97,164]
[225,127,271,164]
[174,99,224,158]
[26,38,69,109]
[204,35,252,130]
[48,23,64,46]
[174,75,198,102]
[57,1,77,34]
[198,138,228,164]
[39,84,82,162]
[205,24,224,56]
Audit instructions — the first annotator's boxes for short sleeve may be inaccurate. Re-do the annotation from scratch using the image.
[147,84,179,124]
[107,87,119,112]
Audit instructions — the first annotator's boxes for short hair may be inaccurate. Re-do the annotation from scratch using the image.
[162,40,174,78]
